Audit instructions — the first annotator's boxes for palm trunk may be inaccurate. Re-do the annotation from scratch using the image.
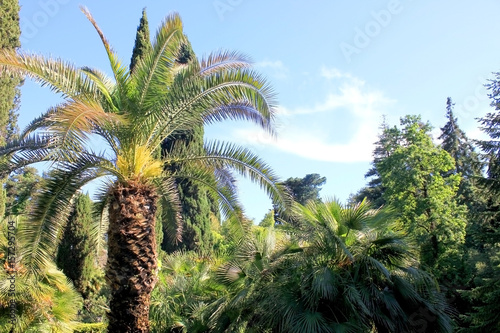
[106,181,158,333]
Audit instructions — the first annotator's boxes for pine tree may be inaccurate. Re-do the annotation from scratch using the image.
[129,8,152,72]
[280,173,326,205]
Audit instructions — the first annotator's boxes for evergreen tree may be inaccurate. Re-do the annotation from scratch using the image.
[439,97,482,179]
[161,126,220,253]
[0,0,21,224]
[4,166,41,216]
[0,0,21,145]
[281,173,326,205]
[352,117,400,206]
[129,8,152,72]
[56,193,96,296]
[377,115,467,282]
[463,75,500,332]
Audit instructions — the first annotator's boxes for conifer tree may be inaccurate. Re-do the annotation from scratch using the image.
[0,0,21,220]
[280,173,326,205]
[439,97,481,179]
[0,0,21,145]
[352,117,400,206]
[56,193,96,295]
[130,8,152,73]
[464,75,500,331]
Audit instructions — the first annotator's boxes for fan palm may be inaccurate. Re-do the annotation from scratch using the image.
[215,199,453,332]
[0,8,287,333]
[266,199,454,332]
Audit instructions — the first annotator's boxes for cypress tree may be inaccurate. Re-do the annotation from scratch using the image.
[56,193,96,296]
[0,0,21,220]
[0,0,21,145]
[129,8,152,72]
[161,125,219,254]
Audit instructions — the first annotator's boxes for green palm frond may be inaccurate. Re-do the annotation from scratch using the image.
[155,176,183,245]
[0,49,100,100]
[199,50,252,76]
[20,155,112,273]
[80,6,130,107]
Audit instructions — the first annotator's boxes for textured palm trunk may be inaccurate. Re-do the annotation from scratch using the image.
[106,181,158,333]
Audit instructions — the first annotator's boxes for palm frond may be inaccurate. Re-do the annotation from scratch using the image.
[0,49,100,100]
[80,6,130,107]
[192,141,290,210]
[199,50,252,76]
[155,175,183,246]
[19,154,112,273]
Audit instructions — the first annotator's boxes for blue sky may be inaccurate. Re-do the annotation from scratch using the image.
[16,0,500,222]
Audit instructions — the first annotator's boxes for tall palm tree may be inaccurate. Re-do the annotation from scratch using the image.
[0,8,287,333]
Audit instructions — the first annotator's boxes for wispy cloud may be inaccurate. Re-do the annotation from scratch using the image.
[254,60,289,79]
[232,68,395,163]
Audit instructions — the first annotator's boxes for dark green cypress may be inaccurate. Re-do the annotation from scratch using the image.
[161,125,219,254]
[1,0,21,221]
[56,193,96,296]
[0,0,21,145]
[129,8,152,72]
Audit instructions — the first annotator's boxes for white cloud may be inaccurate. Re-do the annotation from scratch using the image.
[254,60,289,79]
[232,68,395,163]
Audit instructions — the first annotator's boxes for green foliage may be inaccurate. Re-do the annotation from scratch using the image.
[281,173,326,205]
[150,251,222,333]
[55,193,108,326]
[56,193,95,292]
[462,78,500,332]
[258,209,275,227]
[376,115,467,281]
[129,8,152,73]
[352,117,400,207]
[0,0,21,146]
[0,217,82,333]
[209,199,453,332]
[4,167,41,216]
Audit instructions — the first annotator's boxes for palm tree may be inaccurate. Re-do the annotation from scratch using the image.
[212,199,453,332]
[0,8,287,332]
[265,199,453,332]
